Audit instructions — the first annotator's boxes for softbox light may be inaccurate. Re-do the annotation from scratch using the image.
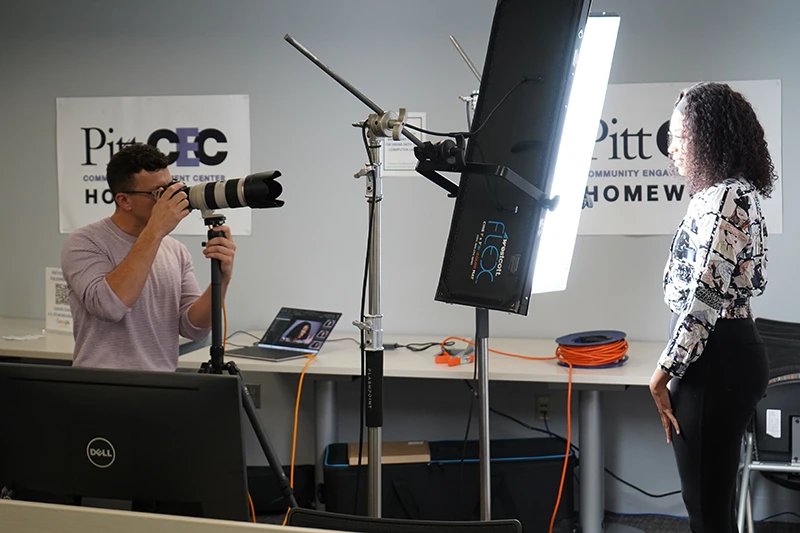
[435,1,620,314]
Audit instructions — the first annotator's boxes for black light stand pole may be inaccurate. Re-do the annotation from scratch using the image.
[202,215,226,374]
[450,39,493,518]
[353,124,385,518]
[474,307,491,520]
[198,213,298,511]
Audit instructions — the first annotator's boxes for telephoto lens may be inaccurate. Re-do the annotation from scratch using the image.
[166,171,284,212]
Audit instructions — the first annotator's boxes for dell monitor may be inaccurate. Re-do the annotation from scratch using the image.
[0,363,250,521]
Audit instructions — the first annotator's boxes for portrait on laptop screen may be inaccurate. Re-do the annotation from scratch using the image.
[280,320,322,345]
[258,308,342,350]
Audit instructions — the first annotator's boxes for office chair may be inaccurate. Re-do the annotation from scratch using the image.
[285,508,523,533]
[737,319,800,533]
[753,317,800,339]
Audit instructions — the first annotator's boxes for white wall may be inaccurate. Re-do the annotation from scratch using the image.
[2,0,798,519]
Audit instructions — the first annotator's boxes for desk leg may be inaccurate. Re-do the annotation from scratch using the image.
[580,389,604,533]
[579,389,644,533]
[315,379,337,510]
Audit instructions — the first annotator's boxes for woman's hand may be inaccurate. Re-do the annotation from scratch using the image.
[650,368,680,443]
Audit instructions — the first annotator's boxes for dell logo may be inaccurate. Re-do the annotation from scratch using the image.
[86,437,115,468]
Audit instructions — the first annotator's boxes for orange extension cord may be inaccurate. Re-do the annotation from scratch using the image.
[439,335,628,533]
[281,353,316,526]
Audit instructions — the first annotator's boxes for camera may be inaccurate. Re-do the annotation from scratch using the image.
[159,172,284,212]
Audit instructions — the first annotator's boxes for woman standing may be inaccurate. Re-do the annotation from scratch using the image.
[649,82,777,532]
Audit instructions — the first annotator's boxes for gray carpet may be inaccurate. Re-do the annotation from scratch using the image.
[606,512,800,532]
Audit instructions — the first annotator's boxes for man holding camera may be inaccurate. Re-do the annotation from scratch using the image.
[61,143,236,371]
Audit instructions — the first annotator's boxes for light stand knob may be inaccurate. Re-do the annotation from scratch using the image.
[367,108,407,141]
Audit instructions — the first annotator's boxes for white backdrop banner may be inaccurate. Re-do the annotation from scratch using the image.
[578,80,782,235]
[56,95,251,235]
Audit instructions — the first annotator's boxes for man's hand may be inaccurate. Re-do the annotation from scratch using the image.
[650,368,680,444]
[204,225,236,285]
[144,182,190,239]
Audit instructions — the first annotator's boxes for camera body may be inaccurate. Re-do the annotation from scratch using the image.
[158,180,193,210]
[158,180,190,198]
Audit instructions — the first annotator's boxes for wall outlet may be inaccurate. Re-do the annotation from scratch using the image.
[537,395,550,421]
[245,383,261,409]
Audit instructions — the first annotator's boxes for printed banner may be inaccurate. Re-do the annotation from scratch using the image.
[578,80,782,235]
[56,95,251,235]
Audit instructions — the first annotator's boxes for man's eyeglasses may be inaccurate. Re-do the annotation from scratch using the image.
[118,189,161,200]
[119,181,179,200]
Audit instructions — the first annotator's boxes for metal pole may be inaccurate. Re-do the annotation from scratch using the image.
[579,390,603,533]
[364,131,384,518]
[449,35,482,83]
[475,307,491,519]
[314,380,337,510]
[737,432,754,533]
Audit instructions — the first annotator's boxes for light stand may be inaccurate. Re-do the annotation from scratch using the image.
[197,212,299,512]
[284,34,460,518]
[283,33,557,521]
[351,115,391,518]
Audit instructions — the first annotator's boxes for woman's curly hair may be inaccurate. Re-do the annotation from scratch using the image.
[675,82,777,197]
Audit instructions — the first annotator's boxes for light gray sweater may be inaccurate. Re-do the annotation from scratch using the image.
[61,217,210,371]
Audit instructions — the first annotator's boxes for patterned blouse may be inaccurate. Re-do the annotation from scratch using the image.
[659,177,768,378]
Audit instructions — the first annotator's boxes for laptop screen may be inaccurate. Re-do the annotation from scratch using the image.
[258,307,342,352]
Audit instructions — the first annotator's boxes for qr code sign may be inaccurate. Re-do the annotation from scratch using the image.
[55,283,70,306]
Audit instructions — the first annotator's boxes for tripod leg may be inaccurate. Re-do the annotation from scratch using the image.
[234,370,299,509]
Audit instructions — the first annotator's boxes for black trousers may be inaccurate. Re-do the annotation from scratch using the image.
[668,317,768,532]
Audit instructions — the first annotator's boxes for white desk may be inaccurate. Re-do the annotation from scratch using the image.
[177,334,656,385]
[179,333,663,533]
[0,317,75,362]
[0,317,208,363]
[0,500,337,533]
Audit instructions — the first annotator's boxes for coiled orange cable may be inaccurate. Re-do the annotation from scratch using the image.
[439,335,628,533]
[556,340,628,367]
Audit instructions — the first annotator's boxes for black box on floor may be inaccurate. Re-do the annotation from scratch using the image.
[323,438,575,532]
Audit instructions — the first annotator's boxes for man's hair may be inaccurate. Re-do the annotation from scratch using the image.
[674,82,778,197]
[106,143,170,196]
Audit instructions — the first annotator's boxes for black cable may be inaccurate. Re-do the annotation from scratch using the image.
[225,330,261,341]
[404,77,532,139]
[327,337,361,345]
[353,124,376,514]
[603,470,680,499]
[759,511,800,522]
[457,363,479,502]
[386,341,455,352]
[224,341,253,348]
[223,330,262,348]
[336,338,454,351]
[460,381,682,500]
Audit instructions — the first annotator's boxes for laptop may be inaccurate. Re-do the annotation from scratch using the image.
[226,307,342,362]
